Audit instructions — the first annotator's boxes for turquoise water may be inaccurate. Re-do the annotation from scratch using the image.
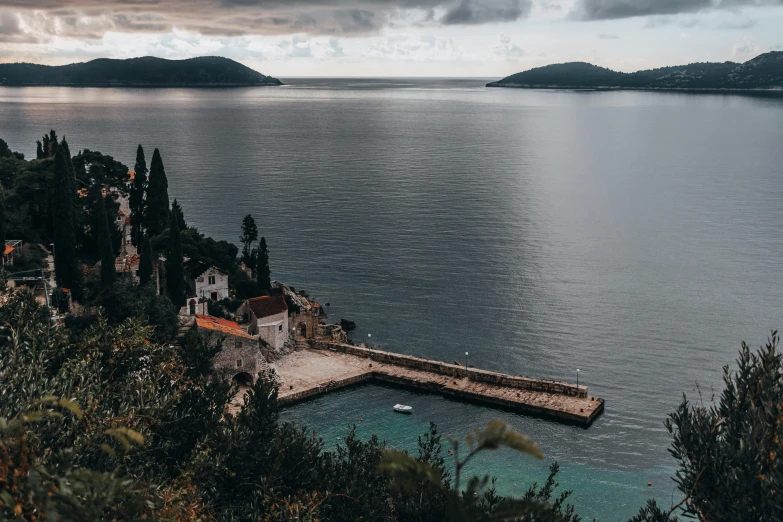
[282,384,676,521]
[2,79,782,520]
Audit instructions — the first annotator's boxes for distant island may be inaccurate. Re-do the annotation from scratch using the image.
[487,51,783,91]
[0,56,282,87]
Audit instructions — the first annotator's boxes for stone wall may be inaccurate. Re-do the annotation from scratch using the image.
[310,341,588,398]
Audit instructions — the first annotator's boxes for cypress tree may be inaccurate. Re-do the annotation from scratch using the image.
[47,130,58,157]
[171,199,186,231]
[240,214,258,266]
[0,198,6,260]
[256,237,271,295]
[36,141,44,159]
[139,233,153,286]
[96,194,116,288]
[165,212,186,308]
[41,134,50,158]
[145,148,170,237]
[130,145,148,247]
[53,147,77,289]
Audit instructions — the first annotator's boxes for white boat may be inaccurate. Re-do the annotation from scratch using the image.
[393,404,413,414]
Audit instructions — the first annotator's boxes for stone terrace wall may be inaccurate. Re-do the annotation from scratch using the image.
[310,341,588,398]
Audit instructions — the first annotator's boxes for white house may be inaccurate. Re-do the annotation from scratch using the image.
[243,295,288,351]
[185,260,229,302]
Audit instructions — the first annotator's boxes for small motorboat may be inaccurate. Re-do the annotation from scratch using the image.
[393,404,413,414]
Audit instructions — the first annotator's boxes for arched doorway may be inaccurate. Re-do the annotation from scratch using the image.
[189,299,196,315]
[298,322,308,338]
[232,372,253,386]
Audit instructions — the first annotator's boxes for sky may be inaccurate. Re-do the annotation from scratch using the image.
[0,0,782,77]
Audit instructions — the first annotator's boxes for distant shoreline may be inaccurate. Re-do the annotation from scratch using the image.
[486,82,783,94]
[0,82,283,88]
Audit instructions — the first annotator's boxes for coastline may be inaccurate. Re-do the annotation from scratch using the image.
[485,82,783,94]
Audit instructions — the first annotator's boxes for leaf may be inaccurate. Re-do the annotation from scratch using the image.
[378,449,444,492]
[467,420,543,459]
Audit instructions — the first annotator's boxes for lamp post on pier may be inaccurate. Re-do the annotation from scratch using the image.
[576,369,580,389]
[465,352,469,374]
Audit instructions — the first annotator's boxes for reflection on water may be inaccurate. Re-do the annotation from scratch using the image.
[2,81,782,520]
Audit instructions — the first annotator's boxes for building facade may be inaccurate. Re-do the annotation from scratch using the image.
[185,261,229,303]
[241,295,289,351]
[192,314,266,384]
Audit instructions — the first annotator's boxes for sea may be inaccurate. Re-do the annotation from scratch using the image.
[1,78,782,520]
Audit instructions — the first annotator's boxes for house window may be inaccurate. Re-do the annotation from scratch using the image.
[211,292,218,301]
[278,325,283,332]
[236,359,242,368]
[208,275,216,285]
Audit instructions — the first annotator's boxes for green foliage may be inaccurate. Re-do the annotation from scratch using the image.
[171,198,187,231]
[240,213,258,266]
[10,243,45,274]
[0,56,282,87]
[230,266,261,299]
[52,146,77,289]
[138,233,153,286]
[145,148,169,237]
[95,193,116,288]
[152,226,239,274]
[0,197,6,255]
[256,236,271,295]
[129,144,147,247]
[98,279,178,342]
[379,420,578,522]
[165,211,186,309]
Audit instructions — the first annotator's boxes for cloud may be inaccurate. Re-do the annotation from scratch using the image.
[492,33,526,57]
[572,0,783,21]
[0,9,37,42]
[0,0,536,41]
[441,0,532,24]
[732,35,758,56]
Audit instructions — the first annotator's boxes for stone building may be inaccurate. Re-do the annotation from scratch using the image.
[240,295,289,351]
[192,314,266,384]
[280,285,325,339]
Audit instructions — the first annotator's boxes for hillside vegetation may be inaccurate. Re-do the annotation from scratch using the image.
[0,56,282,87]
[487,51,783,90]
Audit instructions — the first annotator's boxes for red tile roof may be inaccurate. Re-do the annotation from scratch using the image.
[247,295,287,319]
[195,314,256,340]
[3,245,14,257]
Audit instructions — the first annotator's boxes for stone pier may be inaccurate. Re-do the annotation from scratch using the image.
[272,342,604,427]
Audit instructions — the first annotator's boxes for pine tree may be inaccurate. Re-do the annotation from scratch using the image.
[240,214,258,266]
[53,147,77,289]
[171,199,187,231]
[256,237,271,295]
[145,148,170,237]
[36,141,44,159]
[138,233,153,286]
[96,194,116,288]
[165,212,186,308]
[129,145,148,247]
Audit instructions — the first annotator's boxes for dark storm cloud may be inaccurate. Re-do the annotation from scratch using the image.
[0,0,533,39]
[441,0,532,24]
[0,9,37,42]
[573,0,783,20]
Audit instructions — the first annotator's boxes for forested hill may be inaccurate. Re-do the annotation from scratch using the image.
[487,51,783,90]
[0,56,282,87]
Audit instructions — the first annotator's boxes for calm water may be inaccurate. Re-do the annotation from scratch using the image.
[2,79,783,520]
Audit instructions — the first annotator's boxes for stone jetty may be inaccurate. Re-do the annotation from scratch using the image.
[272,341,604,427]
